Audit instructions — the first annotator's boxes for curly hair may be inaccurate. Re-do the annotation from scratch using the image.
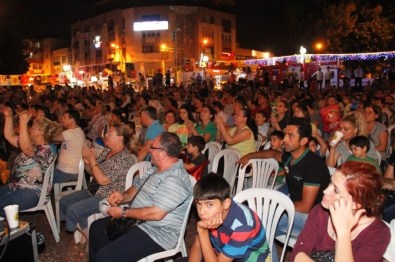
[342,111,367,137]
[33,117,63,143]
[340,161,383,217]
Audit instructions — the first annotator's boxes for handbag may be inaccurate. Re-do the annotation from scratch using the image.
[105,174,151,240]
[310,250,335,262]
[106,217,143,241]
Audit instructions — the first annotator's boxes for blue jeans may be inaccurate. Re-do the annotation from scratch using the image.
[53,168,78,184]
[0,185,39,217]
[59,189,102,231]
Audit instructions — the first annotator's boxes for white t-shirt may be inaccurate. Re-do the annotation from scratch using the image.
[56,127,86,174]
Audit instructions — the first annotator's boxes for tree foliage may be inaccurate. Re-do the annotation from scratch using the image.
[282,0,395,54]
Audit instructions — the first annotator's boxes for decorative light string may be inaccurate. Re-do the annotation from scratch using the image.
[245,51,395,66]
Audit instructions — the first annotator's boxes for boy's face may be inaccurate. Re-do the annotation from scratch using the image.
[195,199,231,222]
[255,113,266,126]
[308,141,317,153]
[350,145,367,158]
[270,136,283,151]
[186,143,198,154]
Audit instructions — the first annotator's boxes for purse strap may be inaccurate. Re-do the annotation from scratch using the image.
[124,173,152,208]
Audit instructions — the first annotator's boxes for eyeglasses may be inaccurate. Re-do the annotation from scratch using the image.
[150,146,165,151]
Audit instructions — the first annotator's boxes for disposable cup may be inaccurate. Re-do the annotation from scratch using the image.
[329,131,344,147]
[4,204,19,229]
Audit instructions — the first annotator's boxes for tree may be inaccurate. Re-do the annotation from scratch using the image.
[0,27,29,75]
[340,5,395,52]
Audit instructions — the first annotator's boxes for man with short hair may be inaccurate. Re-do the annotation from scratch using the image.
[89,132,193,261]
[53,109,86,183]
[239,117,330,238]
[137,106,164,161]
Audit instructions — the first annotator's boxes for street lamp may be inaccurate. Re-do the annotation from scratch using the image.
[160,44,168,75]
[315,42,323,53]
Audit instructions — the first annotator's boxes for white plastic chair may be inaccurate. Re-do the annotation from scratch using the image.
[255,136,266,151]
[74,161,152,243]
[20,160,60,242]
[327,165,336,176]
[263,141,271,150]
[55,159,85,230]
[211,149,241,194]
[202,141,221,172]
[375,150,382,164]
[383,219,395,262]
[125,161,152,189]
[235,158,279,195]
[234,188,295,262]
[137,175,197,262]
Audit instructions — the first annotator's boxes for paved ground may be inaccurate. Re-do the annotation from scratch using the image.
[18,208,290,262]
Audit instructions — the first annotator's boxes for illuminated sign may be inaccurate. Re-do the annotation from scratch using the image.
[133,21,169,31]
[93,36,102,48]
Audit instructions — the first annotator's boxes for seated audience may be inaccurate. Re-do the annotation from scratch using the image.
[137,106,164,161]
[216,108,257,157]
[89,132,193,261]
[187,105,217,143]
[60,124,134,242]
[0,107,61,216]
[170,104,195,147]
[184,136,208,180]
[327,112,378,167]
[52,109,86,183]
[188,174,270,261]
[239,118,330,240]
[292,161,390,262]
[255,110,270,145]
[346,135,381,173]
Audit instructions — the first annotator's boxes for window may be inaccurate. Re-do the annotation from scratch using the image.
[96,49,102,58]
[108,18,114,31]
[53,57,60,66]
[222,33,231,42]
[142,45,155,53]
[83,25,89,33]
[222,19,232,33]
[202,15,214,24]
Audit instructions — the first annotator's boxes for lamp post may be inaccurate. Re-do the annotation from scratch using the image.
[160,44,168,75]
[300,46,307,88]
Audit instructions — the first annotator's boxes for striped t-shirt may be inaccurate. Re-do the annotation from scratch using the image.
[210,200,270,261]
[132,159,193,250]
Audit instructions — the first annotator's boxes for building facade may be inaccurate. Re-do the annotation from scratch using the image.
[70,5,236,84]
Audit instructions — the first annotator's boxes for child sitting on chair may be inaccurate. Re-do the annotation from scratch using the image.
[183,136,209,179]
[188,174,270,261]
[346,135,381,173]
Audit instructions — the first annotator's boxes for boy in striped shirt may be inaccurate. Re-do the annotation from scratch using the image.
[189,174,270,261]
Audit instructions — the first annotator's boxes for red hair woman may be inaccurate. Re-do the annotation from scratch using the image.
[292,161,390,262]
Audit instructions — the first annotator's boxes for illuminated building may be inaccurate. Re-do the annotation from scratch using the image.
[70,2,237,82]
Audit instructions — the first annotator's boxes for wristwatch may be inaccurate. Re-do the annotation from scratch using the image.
[122,207,128,219]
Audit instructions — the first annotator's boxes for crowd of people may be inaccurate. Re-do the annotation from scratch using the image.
[0,67,394,261]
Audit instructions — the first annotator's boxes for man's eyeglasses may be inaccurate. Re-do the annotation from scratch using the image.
[150,146,165,151]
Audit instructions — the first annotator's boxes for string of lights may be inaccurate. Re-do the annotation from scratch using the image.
[245,51,395,66]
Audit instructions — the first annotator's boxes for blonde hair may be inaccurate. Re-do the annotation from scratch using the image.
[342,111,367,137]
[33,117,63,142]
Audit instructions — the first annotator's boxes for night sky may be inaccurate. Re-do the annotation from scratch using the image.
[0,0,394,55]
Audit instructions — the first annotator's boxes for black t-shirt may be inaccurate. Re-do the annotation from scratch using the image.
[191,153,208,178]
[281,150,330,206]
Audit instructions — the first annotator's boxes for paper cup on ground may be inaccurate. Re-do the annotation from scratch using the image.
[4,204,19,228]
[329,131,344,147]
